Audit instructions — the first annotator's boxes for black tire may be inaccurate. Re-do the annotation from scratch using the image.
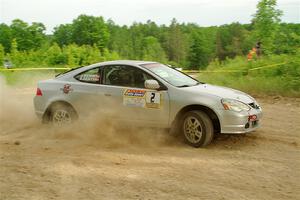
[49,103,77,125]
[181,110,214,147]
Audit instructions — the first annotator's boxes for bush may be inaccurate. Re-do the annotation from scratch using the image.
[199,50,300,97]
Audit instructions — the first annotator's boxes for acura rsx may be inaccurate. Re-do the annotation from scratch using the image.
[34,60,262,147]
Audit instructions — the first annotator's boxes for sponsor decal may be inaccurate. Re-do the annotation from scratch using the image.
[79,74,100,82]
[123,89,146,108]
[61,84,73,94]
[123,89,161,109]
[124,89,146,97]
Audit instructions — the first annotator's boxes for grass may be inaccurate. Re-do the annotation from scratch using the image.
[1,52,300,97]
[0,71,55,87]
[198,52,300,97]
[198,73,300,97]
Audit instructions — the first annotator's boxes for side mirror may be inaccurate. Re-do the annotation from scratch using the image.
[145,79,160,90]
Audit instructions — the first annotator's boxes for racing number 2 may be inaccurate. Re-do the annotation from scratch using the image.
[150,93,155,103]
[146,92,161,109]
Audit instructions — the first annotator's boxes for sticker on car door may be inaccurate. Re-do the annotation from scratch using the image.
[145,91,161,109]
[123,89,161,109]
[123,89,146,107]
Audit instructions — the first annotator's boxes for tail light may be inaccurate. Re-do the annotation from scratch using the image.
[36,88,43,96]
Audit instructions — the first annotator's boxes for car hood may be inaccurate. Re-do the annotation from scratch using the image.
[185,84,255,103]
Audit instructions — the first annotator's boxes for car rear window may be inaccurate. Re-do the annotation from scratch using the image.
[74,68,101,84]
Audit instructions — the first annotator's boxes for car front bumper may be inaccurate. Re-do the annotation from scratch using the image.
[218,108,263,134]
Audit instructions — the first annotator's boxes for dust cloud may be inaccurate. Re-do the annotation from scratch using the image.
[0,75,176,148]
[1,75,300,200]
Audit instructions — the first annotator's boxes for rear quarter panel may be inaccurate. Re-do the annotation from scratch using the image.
[34,79,76,115]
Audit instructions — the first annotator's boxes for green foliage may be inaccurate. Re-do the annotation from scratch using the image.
[141,36,167,62]
[53,15,110,51]
[53,24,73,47]
[0,44,4,66]
[188,31,211,69]
[0,0,299,73]
[72,15,110,50]
[0,23,12,52]
[4,42,120,68]
[216,23,252,60]
[166,19,188,65]
[46,43,67,66]
[252,0,283,54]
[201,50,300,97]
[274,23,300,54]
[10,19,46,51]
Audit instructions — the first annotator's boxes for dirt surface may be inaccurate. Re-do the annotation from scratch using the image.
[0,85,299,200]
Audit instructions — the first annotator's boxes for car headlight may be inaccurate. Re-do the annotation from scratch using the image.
[221,99,251,112]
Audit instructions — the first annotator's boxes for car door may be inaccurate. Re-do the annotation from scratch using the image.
[70,67,108,117]
[101,65,170,127]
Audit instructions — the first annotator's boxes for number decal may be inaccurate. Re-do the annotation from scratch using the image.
[150,93,155,103]
[123,89,162,109]
[146,92,161,109]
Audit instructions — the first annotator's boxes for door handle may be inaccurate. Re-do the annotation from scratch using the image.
[104,93,112,97]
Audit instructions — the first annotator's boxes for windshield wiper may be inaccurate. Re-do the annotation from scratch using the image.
[178,84,192,88]
[178,82,200,88]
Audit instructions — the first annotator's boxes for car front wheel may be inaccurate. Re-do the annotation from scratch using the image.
[181,111,214,147]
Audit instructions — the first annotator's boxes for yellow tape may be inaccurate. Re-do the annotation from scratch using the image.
[184,62,288,73]
[202,70,243,73]
[0,67,71,71]
[0,61,288,73]
[184,69,245,73]
[248,62,287,71]
[182,70,199,73]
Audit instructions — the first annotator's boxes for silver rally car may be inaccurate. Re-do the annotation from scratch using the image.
[34,60,262,147]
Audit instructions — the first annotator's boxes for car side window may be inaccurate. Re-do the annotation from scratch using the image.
[75,68,101,84]
[103,65,152,88]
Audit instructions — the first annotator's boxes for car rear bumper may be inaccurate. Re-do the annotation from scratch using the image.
[35,110,44,119]
[33,96,46,119]
[218,108,262,134]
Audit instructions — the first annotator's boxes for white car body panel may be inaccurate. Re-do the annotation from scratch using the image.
[34,60,263,133]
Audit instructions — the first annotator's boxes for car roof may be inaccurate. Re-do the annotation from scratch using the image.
[55,60,158,79]
[94,60,157,66]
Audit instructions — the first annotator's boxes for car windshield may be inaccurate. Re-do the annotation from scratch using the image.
[141,63,200,87]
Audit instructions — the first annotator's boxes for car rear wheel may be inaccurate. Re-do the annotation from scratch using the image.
[181,111,214,147]
[50,104,76,126]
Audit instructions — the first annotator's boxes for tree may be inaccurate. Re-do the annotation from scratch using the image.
[166,19,188,65]
[10,38,20,65]
[1,13,300,69]
[215,23,249,61]
[188,32,210,69]
[141,36,167,62]
[53,24,73,47]
[10,19,46,51]
[0,23,12,52]
[63,44,82,66]
[252,0,282,54]
[274,23,300,54]
[46,43,67,65]
[28,22,46,49]
[0,44,4,66]
[107,21,132,58]
[71,15,110,50]
[10,19,31,51]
